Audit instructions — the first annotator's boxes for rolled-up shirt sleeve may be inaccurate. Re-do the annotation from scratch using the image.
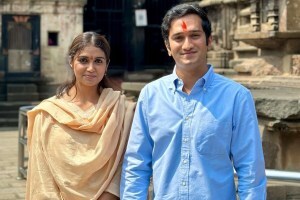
[231,90,267,200]
[121,88,153,199]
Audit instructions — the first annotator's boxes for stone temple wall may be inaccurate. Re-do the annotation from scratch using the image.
[198,0,300,172]
[200,0,300,76]
[0,0,86,84]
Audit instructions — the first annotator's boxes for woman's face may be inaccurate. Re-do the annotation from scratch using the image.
[71,45,108,89]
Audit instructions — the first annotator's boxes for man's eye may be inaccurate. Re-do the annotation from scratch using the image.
[174,36,183,41]
[191,34,200,39]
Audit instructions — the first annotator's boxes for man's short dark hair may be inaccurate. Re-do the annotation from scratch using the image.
[161,3,211,46]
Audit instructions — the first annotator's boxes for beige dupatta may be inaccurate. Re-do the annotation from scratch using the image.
[26,88,135,200]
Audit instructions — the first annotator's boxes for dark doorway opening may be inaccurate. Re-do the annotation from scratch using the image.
[83,0,179,74]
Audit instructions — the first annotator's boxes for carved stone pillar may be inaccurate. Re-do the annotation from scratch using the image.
[267,0,279,31]
[252,87,300,171]
[292,55,300,75]
[250,0,260,31]
[263,119,300,170]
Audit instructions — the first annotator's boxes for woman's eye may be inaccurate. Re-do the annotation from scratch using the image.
[78,58,88,63]
[95,59,103,64]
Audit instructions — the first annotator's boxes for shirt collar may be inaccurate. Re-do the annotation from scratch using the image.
[167,64,215,92]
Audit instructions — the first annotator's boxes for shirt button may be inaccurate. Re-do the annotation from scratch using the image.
[185,116,189,120]
[182,181,186,186]
[183,138,188,143]
[183,159,187,164]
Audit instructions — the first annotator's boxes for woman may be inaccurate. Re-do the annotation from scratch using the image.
[26,32,135,200]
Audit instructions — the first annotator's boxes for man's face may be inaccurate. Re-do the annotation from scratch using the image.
[166,14,212,71]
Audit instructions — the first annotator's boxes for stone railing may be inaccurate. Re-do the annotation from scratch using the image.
[17,105,35,179]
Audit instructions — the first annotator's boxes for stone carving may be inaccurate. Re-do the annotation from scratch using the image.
[210,11,223,51]
[211,22,223,51]
[266,0,279,31]
[233,58,282,76]
[250,0,260,31]
[292,55,300,76]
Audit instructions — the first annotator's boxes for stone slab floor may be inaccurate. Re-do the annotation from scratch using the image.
[0,128,26,200]
[1,127,300,200]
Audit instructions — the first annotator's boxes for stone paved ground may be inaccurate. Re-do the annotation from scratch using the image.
[1,127,300,200]
[0,127,26,200]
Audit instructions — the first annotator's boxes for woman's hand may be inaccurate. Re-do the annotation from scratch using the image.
[98,192,119,200]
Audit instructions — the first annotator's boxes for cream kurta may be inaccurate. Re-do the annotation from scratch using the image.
[26,88,135,200]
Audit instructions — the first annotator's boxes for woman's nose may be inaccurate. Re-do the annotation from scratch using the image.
[87,63,95,71]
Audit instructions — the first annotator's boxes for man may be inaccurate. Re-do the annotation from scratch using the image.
[121,3,267,200]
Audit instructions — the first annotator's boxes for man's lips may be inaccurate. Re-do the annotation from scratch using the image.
[181,51,196,56]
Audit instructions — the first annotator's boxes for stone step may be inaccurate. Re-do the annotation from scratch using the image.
[7,93,39,101]
[37,84,57,98]
[125,72,155,82]
[0,118,18,127]
[5,83,40,101]
[231,75,300,90]
[0,94,5,101]
[7,83,37,93]
[0,102,38,127]
[267,179,300,200]
[233,45,258,52]
[214,68,237,76]
[0,110,18,119]
[0,101,38,111]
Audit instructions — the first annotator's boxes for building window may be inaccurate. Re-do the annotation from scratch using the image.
[48,32,58,46]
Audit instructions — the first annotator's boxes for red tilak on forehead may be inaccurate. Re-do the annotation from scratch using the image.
[181,21,187,31]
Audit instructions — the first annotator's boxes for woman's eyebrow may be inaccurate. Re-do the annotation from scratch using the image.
[95,56,106,60]
[77,56,106,59]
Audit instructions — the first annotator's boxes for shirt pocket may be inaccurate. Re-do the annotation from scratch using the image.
[195,120,231,155]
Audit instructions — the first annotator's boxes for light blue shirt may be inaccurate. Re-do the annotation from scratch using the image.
[121,65,267,200]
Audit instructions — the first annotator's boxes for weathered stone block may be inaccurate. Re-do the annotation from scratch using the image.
[267,184,286,200]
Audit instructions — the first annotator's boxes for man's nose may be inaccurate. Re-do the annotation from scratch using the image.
[182,37,192,49]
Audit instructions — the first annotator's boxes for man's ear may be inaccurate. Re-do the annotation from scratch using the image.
[207,35,213,48]
[164,41,172,56]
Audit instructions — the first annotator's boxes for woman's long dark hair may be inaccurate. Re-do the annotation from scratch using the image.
[56,32,119,98]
